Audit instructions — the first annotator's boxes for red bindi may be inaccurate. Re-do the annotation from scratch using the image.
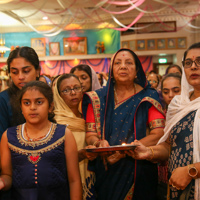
[123,54,124,56]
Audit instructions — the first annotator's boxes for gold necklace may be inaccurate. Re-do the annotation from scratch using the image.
[25,123,51,142]
[114,83,136,104]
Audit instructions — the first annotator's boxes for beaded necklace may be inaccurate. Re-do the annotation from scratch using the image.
[24,123,52,142]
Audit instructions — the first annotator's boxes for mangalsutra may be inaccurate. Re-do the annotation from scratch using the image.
[114,83,136,104]
[114,87,119,104]
[25,123,51,142]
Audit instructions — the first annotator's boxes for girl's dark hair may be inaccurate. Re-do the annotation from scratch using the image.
[7,46,40,74]
[57,73,81,94]
[183,42,200,61]
[19,81,56,123]
[70,64,92,91]
[161,73,181,91]
[165,64,182,75]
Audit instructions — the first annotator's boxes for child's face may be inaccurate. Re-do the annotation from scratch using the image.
[21,89,51,124]
[9,57,40,89]
[162,77,181,105]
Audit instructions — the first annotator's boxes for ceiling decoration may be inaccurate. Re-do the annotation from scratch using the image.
[0,0,199,36]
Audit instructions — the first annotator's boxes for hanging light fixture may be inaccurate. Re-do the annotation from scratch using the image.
[0,34,10,57]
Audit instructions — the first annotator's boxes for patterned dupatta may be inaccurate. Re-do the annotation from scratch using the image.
[82,49,164,200]
[158,65,200,200]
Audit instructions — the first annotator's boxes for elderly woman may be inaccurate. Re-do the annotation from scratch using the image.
[82,48,165,199]
[131,42,200,200]
[53,73,96,200]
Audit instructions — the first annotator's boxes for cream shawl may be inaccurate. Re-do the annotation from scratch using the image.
[53,79,95,200]
[158,66,200,199]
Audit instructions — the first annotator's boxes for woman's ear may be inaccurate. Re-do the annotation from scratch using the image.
[36,67,41,79]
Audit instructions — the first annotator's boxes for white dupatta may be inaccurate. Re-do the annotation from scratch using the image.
[157,67,200,200]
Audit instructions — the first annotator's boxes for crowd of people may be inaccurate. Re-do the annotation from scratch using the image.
[0,42,199,200]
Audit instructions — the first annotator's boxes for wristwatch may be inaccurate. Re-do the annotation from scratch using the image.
[188,164,198,179]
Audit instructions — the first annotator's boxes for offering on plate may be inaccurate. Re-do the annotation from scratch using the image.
[86,144,138,153]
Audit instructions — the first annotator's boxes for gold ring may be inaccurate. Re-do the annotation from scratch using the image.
[172,184,176,188]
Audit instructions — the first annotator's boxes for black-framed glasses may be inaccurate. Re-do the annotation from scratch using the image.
[61,87,82,95]
[182,58,200,68]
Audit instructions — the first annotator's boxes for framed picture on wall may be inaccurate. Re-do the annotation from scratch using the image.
[157,39,166,49]
[121,41,129,48]
[147,39,156,50]
[63,37,87,55]
[177,37,187,49]
[49,42,60,56]
[31,38,46,57]
[167,38,177,49]
[136,39,146,50]
[129,40,136,51]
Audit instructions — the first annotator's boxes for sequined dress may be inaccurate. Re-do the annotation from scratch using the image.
[7,123,70,200]
[168,110,196,200]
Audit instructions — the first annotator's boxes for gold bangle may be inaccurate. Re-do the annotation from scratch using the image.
[147,147,154,161]
[93,140,100,147]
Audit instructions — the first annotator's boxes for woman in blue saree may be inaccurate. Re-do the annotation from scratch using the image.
[82,48,165,200]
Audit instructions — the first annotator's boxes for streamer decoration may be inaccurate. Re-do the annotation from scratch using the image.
[0,0,200,35]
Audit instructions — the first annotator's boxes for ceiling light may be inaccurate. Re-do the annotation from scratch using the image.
[0,0,13,4]
[43,16,48,20]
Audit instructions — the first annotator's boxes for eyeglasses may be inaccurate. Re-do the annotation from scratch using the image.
[182,58,200,68]
[148,80,158,84]
[61,87,82,95]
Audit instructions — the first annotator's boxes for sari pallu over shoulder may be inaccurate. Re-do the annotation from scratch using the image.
[82,86,164,200]
[82,48,165,200]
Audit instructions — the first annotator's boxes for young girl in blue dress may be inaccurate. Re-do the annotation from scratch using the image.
[0,81,82,200]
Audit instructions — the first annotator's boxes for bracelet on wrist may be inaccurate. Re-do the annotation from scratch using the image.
[146,147,154,161]
[188,164,198,179]
[93,140,100,147]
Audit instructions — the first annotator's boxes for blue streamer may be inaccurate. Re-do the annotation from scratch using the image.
[86,59,103,67]
[45,61,60,69]
[145,57,152,72]
[141,56,149,64]
[101,58,110,72]
[62,61,65,74]
[64,60,74,68]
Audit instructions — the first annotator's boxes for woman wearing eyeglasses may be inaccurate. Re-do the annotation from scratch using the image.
[147,70,160,89]
[129,42,200,199]
[53,73,96,200]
